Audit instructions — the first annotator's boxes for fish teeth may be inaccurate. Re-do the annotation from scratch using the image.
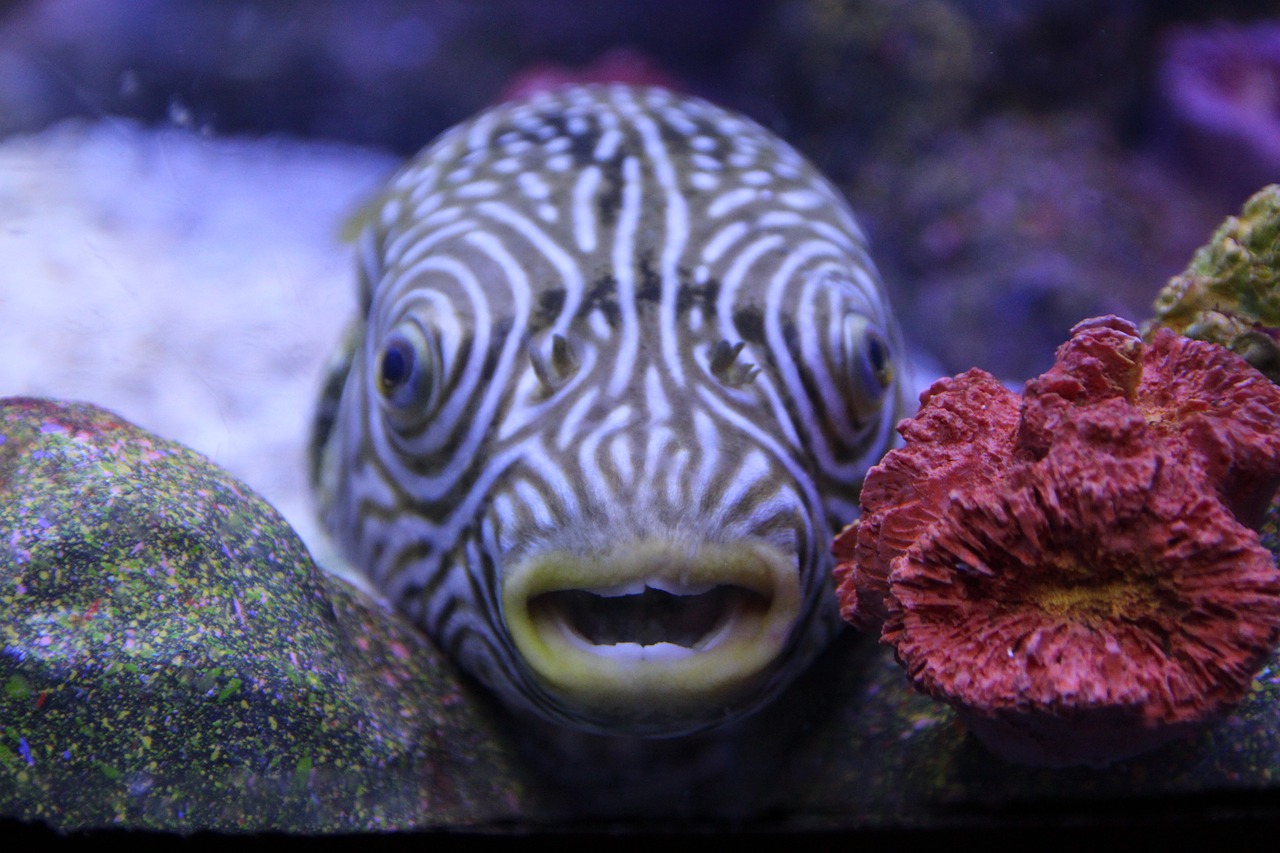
[584,579,718,597]
[591,642,696,661]
[558,627,700,659]
[587,581,647,597]
[645,578,716,596]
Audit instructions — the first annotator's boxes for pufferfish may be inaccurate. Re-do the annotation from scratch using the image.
[311,84,905,738]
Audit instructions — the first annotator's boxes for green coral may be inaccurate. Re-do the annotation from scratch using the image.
[1146,184,1280,381]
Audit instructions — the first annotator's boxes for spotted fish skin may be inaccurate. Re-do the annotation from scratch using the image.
[312,84,905,736]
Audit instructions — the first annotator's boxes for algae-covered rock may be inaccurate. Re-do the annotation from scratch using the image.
[1145,184,1280,382]
[6,394,1280,833]
[0,397,543,832]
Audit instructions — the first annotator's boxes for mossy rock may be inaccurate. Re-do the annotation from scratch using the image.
[0,397,544,832]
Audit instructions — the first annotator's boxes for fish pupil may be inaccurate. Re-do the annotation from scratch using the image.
[379,344,411,391]
[865,333,892,387]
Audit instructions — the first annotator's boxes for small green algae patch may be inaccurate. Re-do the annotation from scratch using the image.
[1145,183,1280,381]
[0,397,544,832]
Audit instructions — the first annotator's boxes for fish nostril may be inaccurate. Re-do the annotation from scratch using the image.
[708,339,759,388]
[529,333,582,392]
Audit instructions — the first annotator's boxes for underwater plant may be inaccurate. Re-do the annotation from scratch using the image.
[835,315,1280,766]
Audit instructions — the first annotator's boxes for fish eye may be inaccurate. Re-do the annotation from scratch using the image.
[374,321,442,424]
[840,314,894,417]
[379,340,411,391]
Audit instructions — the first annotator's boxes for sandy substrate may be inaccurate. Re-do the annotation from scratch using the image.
[0,118,399,576]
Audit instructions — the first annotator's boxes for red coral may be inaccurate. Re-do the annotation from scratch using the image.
[1015,315,1146,458]
[833,368,1019,632]
[834,315,1280,766]
[1139,327,1280,528]
[498,48,686,103]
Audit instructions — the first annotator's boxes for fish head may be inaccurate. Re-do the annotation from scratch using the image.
[312,85,905,736]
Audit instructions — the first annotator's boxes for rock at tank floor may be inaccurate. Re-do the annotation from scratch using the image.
[0,397,544,831]
[4,396,1280,833]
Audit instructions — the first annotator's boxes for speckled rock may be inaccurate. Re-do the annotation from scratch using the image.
[0,397,544,832]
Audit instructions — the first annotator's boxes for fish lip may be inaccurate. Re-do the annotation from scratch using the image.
[500,539,802,720]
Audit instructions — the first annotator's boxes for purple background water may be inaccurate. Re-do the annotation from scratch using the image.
[1,0,1277,380]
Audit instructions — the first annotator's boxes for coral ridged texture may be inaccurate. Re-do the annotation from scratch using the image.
[833,315,1280,766]
[832,367,1019,633]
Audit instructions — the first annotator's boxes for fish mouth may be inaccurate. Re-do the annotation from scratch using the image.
[501,540,802,726]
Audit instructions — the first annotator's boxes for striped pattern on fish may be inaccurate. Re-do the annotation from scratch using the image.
[311,84,905,736]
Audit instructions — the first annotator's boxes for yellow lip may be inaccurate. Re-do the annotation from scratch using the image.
[501,539,802,722]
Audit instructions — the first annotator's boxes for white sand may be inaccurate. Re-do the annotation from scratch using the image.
[0,118,399,574]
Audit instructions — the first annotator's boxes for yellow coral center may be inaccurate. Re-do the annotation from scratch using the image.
[1019,557,1169,625]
